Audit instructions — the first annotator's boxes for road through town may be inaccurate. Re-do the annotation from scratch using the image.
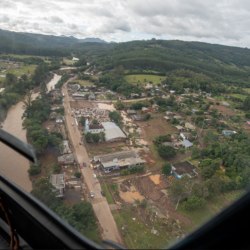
[62,81,122,244]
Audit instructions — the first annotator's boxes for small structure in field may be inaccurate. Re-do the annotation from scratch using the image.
[222,130,237,137]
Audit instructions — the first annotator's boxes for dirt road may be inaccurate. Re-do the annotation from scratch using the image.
[62,82,122,244]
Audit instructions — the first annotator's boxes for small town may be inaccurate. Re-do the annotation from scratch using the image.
[0,27,250,249]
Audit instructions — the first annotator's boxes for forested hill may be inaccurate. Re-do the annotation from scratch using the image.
[93,40,250,84]
[0,29,106,56]
[1,29,250,83]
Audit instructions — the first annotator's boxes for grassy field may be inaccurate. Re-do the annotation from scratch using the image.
[113,207,172,249]
[179,190,244,232]
[100,182,115,204]
[230,93,247,100]
[75,79,95,87]
[244,88,250,94]
[125,74,165,85]
[7,64,36,77]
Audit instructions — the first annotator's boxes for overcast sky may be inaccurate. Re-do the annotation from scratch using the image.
[1,0,250,47]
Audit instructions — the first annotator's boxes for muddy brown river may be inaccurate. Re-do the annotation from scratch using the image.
[0,100,32,192]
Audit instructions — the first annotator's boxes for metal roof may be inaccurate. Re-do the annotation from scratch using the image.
[101,122,126,141]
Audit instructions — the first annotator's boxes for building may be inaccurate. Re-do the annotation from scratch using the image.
[180,132,193,141]
[185,122,196,130]
[175,125,184,131]
[164,116,171,121]
[93,150,145,173]
[56,116,64,124]
[50,174,65,197]
[222,130,237,136]
[172,161,197,179]
[131,114,147,121]
[88,93,95,100]
[126,109,137,115]
[58,153,75,165]
[141,107,150,113]
[181,139,193,148]
[101,122,126,142]
[61,140,71,154]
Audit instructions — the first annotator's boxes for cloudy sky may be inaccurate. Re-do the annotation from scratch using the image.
[1,0,250,47]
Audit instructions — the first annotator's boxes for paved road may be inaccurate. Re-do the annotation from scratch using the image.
[62,81,122,244]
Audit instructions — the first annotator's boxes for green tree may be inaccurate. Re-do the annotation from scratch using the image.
[28,164,41,176]
[243,96,250,111]
[31,178,60,210]
[80,117,86,126]
[183,195,205,211]
[115,100,125,110]
[162,163,172,176]
[158,145,176,159]
[85,132,92,143]
[170,177,192,210]
[109,111,122,125]
[92,133,100,143]
[74,172,81,178]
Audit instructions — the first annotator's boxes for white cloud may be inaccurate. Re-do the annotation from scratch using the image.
[0,0,250,47]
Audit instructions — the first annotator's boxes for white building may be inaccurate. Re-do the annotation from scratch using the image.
[101,122,127,142]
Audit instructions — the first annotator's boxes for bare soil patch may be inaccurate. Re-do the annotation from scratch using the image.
[70,100,96,109]
[149,174,161,185]
[119,191,145,203]
[86,142,128,157]
[210,104,236,116]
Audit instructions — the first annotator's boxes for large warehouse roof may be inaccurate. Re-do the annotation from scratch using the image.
[101,122,126,142]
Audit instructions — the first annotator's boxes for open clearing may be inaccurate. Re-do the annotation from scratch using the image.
[119,190,145,203]
[8,64,36,77]
[149,174,161,185]
[210,104,236,116]
[125,74,165,85]
[230,93,247,100]
[138,114,177,143]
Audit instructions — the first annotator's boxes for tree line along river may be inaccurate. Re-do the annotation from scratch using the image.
[0,74,61,192]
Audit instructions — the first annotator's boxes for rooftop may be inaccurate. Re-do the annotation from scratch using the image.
[101,122,126,141]
[172,161,197,178]
[94,150,137,163]
[50,174,65,188]
[182,139,193,148]
[50,174,65,197]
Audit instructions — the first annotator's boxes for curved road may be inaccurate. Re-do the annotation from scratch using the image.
[62,81,122,244]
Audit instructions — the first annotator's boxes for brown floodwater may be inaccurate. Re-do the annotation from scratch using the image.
[0,95,39,192]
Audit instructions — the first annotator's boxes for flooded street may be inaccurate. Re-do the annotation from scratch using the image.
[46,73,61,93]
[0,93,39,192]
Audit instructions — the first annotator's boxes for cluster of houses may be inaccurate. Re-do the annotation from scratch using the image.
[68,82,118,101]
[163,111,196,149]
